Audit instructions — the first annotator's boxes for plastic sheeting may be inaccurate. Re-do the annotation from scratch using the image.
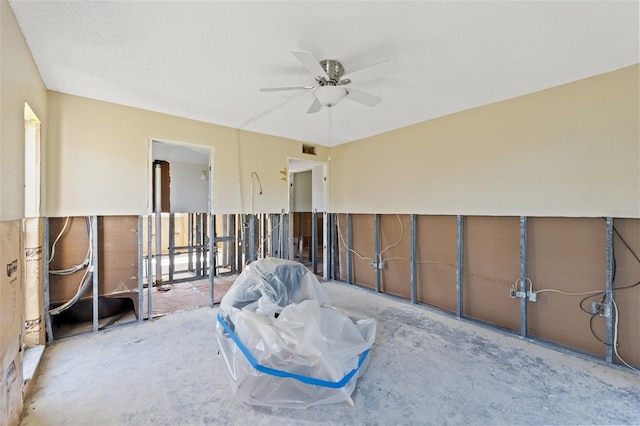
[216,258,376,408]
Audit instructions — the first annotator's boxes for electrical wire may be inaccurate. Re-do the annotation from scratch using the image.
[613,280,640,291]
[250,172,263,215]
[254,215,281,259]
[335,214,374,262]
[612,223,640,264]
[530,221,639,371]
[579,292,605,314]
[48,217,70,264]
[48,217,93,316]
[384,257,514,286]
[237,88,310,130]
[378,214,404,263]
[533,288,605,297]
[588,313,610,346]
[612,298,640,373]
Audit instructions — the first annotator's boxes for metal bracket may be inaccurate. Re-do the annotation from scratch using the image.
[510,288,537,302]
[592,301,611,317]
[369,260,385,270]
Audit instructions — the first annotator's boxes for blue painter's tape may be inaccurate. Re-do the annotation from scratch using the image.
[217,313,370,389]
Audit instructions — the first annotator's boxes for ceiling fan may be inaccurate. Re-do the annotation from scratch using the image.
[260,50,388,114]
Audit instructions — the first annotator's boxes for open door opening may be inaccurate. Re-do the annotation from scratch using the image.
[145,140,239,319]
[288,158,328,277]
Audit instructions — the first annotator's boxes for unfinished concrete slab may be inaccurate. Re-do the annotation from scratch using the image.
[21,281,639,425]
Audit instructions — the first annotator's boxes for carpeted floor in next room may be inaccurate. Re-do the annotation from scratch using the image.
[21,281,639,425]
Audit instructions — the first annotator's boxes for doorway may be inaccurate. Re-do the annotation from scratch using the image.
[287,158,328,276]
[146,140,237,318]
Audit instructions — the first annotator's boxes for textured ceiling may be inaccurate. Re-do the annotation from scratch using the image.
[9,1,639,147]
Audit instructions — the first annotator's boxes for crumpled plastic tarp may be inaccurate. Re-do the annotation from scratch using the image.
[216,258,376,408]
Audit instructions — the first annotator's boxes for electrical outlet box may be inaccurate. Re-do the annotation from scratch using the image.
[591,301,610,317]
[510,288,537,302]
[369,261,385,270]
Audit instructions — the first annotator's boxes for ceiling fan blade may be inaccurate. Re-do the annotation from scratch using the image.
[292,50,329,80]
[259,86,312,92]
[306,98,322,114]
[345,88,382,107]
[342,59,390,81]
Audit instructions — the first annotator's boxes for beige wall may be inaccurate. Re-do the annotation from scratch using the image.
[330,65,640,218]
[46,92,328,216]
[237,130,328,215]
[0,0,48,221]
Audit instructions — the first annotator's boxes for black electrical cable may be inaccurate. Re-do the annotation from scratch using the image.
[586,219,640,352]
[579,292,603,314]
[589,313,611,346]
[613,226,640,264]
[614,280,640,291]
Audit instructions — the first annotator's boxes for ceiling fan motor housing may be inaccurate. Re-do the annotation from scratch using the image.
[319,59,345,85]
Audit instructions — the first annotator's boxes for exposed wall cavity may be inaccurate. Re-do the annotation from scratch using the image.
[336,214,640,369]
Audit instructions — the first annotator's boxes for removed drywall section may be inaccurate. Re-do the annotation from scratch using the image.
[0,1,48,221]
[416,215,457,313]
[334,212,638,368]
[351,214,376,289]
[612,218,640,367]
[0,220,24,426]
[98,216,138,300]
[329,65,640,218]
[463,217,520,331]
[379,214,411,299]
[48,216,138,319]
[336,214,348,281]
[527,218,606,357]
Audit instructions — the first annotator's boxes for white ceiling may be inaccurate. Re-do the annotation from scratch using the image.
[9,1,639,147]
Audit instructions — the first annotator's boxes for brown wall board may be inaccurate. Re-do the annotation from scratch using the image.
[336,214,348,281]
[98,216,139,298]
[292,212,312,237]
[49,216,139,308]
[416,215,458,313]
[463,216,520,331]
[611,218,640,367]
[351,214,376,289]
[292,212,313,264]
[49,217,92,304]
[379,214,411,299]
[527,218,607,357]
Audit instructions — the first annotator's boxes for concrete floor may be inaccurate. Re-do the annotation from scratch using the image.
[21,281,639,425]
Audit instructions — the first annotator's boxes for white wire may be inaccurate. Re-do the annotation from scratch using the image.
[335,214,374,262]
[237,88,310,129]
[378,214,404,263]
[534,288,604,297]
[49,217,70,264]
[255,215,280,258]
[49,217,94,316]
[78,217,93,291]
[611,298,640,373]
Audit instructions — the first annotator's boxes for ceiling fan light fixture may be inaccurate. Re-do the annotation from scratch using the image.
[314,86,346,107]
